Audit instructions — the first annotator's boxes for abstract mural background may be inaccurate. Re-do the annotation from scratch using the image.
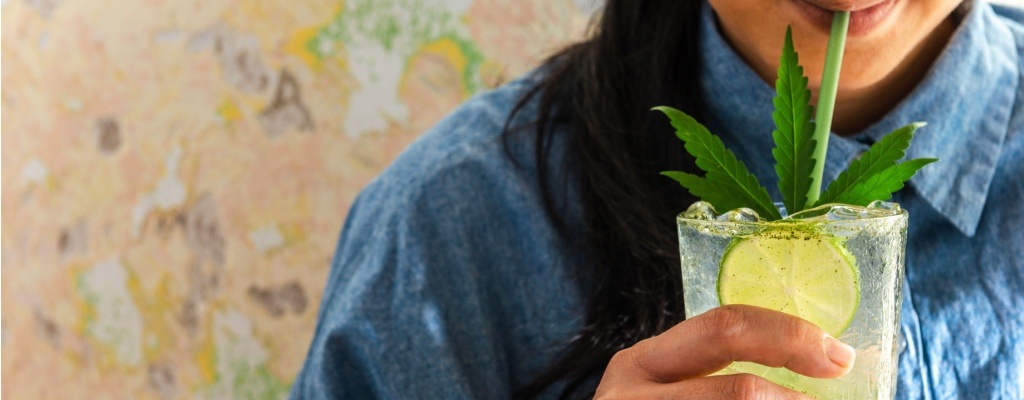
[1,1,590,397]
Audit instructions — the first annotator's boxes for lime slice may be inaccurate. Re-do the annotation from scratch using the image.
[717,228,859,337]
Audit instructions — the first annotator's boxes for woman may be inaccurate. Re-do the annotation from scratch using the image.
[291,0,1023,398]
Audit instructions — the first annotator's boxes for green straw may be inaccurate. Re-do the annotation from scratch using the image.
[805,11,850,207]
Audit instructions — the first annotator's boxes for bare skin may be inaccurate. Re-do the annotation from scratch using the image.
[595,305,855,399]
[708,0,960,134]
[596,1,962,397]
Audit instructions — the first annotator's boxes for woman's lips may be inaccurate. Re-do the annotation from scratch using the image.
[792,0,897,36]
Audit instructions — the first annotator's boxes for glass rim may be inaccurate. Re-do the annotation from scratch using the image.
[676,202,909,229]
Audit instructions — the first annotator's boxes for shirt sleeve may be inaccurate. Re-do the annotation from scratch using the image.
[289,80,588,399]
[288,171,521,399]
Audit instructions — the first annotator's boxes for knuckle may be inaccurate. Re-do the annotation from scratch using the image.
[608,342,646,375]
[611,337,671,383]
[782,317,815,341]
[606,347,633,370]
[730,373,767,400]
[785,315,821,344]
[597,348,649,399]
[702,305,747,342]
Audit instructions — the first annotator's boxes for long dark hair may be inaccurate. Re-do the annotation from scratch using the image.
[503,1,706,398]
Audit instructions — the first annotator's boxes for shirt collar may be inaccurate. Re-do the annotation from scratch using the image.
[697,1,1019,237]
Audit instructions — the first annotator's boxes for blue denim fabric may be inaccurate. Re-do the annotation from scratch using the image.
[291,1,1024,398]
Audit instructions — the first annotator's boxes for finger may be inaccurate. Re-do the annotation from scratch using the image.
[597,373,813,400]
[667,374,816,400]
[626,305,855,382]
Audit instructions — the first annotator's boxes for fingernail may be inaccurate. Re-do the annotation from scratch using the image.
[824,335,856,369]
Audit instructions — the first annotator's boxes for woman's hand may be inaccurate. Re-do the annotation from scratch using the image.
[594,305,856,399]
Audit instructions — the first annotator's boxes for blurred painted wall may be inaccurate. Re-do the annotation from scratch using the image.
[1,0,589,398]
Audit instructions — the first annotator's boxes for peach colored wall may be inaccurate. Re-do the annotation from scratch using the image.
[1,1,589,398]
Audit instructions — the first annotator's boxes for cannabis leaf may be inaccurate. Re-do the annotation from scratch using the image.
[771,27,818,214]
[660,171,749,212]
[657,26,937,218]
[655,106,782,221]
[815,122,927,206]
[829,158,938,205]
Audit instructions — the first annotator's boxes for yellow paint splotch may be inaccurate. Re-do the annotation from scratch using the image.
[195,332,218,384]
[420,38,469,78]
[286,27,326,71]
[216,98,243,124]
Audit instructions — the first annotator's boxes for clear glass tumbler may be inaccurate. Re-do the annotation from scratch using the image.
[677,201,908,400]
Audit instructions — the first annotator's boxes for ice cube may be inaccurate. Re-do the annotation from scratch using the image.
[825,205,869,221]
[682,201,717,220]
[786,203,833,220]
[787,203,868,221]
[868,200,902,213]
[716,208,762,222]
[788,203,902,221]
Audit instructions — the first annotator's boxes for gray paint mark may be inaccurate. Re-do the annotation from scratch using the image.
[247,281,307,317]
[33,309,61,350]
[23,0,62,18]
[95,117,121,155]
[155,212,182,236]
[189,258,221,303]
[178,296,200,336]
[147,363,178,399]
[184,195,225,267]
[184,195,225,306]
[58,220,88,258]
[176,195,229,337]
[258,69,314,138]
[188,24,272,93]
[152,29,181,44]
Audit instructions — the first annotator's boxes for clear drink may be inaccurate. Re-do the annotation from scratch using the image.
[677,201,908,400]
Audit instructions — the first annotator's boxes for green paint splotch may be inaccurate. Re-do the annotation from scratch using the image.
[77,258,144,367]
[199,310,288,400]
[306,0,486,138]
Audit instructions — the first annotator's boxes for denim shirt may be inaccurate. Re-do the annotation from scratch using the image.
[291,2,1024,398]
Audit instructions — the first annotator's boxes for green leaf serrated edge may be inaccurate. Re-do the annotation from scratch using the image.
[655,106,782,220]
[816,122,926,206]
[771,27,818,215]
[831,158,939,206]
